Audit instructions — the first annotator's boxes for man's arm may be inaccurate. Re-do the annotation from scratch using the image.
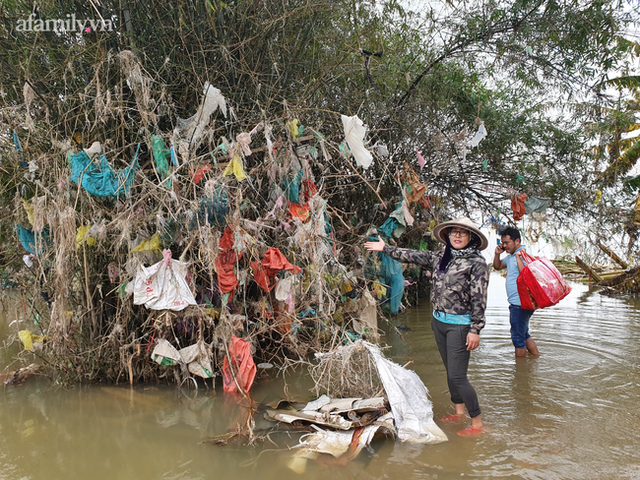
[515,248,526,272]
[493,245,506,270]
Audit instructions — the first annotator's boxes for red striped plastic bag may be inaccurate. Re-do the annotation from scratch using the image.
[516,252,571,310]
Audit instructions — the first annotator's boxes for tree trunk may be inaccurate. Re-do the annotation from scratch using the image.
[597,242,629,269]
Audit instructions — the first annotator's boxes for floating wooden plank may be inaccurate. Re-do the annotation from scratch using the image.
[598,266,640,287]
[575,256,603,283]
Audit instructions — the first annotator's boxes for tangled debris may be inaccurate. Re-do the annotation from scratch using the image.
[264,341,447,473]
[2,52,442,387]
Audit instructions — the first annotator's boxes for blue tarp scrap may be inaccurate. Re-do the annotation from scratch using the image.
[368,234,404,315]
[151,135,172,188]
[377,204,407,239]
[16,224,53,256]
[283,169,304,203]
[69,148,138,198]
[378,252,404,315]
[191,187,230,229]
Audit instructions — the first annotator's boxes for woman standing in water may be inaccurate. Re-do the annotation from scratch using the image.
[364,217,490,436]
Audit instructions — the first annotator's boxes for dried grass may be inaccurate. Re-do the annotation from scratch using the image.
[309,341,382,399]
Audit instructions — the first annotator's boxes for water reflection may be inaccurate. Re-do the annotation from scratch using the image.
[2,273,640,479]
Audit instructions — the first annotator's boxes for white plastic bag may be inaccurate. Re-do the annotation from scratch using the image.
[363,342,447,444]
[179,343,214,378]
[133,249,197,311]
[151,339,181,366]
[341,114,373,169]
[467,122,487,148]
[151,340,214,378]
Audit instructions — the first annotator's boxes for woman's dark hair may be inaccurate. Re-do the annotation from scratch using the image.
[469,232,480,247]
[498,226,520,241]
[439,229,480,272]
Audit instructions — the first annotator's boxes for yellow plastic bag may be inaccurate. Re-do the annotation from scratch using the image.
[76,225,96,249]
[130,232,161,253]
[223,153,247,181]
[19,330,48,351]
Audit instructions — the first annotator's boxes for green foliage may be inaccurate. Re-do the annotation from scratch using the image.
[0,0,636,234]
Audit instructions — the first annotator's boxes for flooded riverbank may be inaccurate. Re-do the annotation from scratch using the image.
[2,273,640,479]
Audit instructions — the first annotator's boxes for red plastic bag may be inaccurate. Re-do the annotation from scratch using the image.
[222,336,256,395]
[516,252,571,310]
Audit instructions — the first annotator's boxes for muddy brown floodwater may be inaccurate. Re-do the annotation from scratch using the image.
[2,273,640,480]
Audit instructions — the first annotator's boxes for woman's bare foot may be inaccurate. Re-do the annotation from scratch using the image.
[441,413,466,422]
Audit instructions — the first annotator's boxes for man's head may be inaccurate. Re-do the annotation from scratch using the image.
[499,226,521,254]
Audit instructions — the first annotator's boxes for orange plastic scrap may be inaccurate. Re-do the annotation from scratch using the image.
[288,202,311,222]
[222,335,257,394]
[190,164,211,184]
[401,162,427,204]
[219,226,235,250]
[261,247,301,276]
[251,260,275,292]
[215,252,240,295]
[215,227,242,297]
[273,301,291,334]
[511,193,528,221]
[252,247,301,292]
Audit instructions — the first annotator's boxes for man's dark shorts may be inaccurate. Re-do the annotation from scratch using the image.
[509,304,535,348]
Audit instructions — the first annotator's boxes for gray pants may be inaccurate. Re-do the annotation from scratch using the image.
[431,317,481,418]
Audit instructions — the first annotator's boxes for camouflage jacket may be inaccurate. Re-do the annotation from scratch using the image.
[382,245,490,334]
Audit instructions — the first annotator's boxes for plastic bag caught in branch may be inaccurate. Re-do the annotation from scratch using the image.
[132,249,197,311]
[264,123,276,162]
[151,135,172,188]
[341,115,373,169]
[174,82,227,155]
[130,232,161,253]
[416,148,426,170]
[467,122,487,148]
[236,132,252,156]
[69,151,138,198]
[223,153,247,181]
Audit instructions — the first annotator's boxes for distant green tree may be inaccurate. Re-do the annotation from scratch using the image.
[0,0,636,248]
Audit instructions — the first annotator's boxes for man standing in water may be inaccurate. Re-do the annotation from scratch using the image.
[493,226,539,358]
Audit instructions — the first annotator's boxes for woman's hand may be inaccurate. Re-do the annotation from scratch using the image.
[466,333,480,351]
[364,235,386,252]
